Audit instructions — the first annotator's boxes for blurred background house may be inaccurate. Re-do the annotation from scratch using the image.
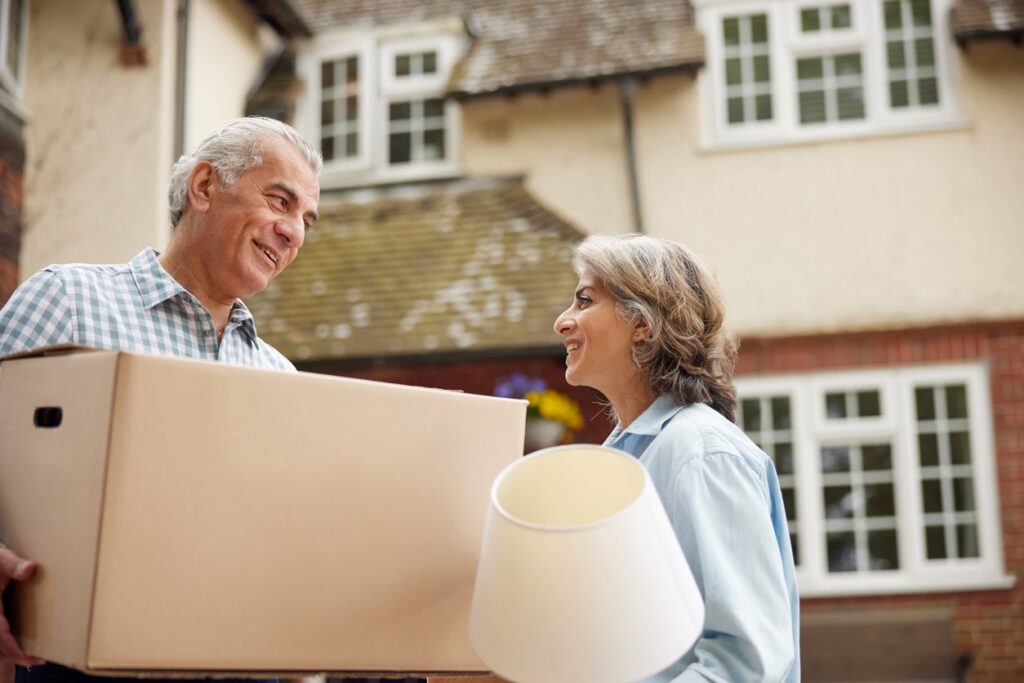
[0,0,1021,680]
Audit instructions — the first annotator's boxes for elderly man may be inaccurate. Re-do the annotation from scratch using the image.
[0,116,321,682]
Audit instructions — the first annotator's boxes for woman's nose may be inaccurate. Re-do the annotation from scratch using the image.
[554,309,574,336]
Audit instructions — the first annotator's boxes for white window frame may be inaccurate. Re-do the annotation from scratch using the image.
[737,362,1013,597]
[695,0,963,149]
[0,0,28,116]
[298,25,462,188]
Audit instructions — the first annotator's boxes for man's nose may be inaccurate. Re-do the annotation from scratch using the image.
[276,214,305,248]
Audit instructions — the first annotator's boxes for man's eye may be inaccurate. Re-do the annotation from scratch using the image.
[271,195,287,209]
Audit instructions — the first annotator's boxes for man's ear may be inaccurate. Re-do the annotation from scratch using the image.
[187,161,216,215]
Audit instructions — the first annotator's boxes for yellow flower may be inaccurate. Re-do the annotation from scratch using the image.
[525,389,585,432]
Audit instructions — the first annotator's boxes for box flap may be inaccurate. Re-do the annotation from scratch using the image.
[0,344,105,363]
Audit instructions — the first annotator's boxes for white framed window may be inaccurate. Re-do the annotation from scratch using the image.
[0,0,27,110]
[695,0,961,148]
[300,28,461,186]
[736,363,1012,597]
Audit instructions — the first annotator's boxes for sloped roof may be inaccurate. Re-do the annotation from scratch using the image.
[246,48,302,123]
[952,0,1024,43]
[243,0,312,37]
[247,178,584,362]
[290,0,704,97]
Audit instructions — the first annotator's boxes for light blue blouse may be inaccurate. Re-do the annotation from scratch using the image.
[605,395,800,682]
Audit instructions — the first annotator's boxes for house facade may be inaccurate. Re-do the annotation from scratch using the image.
[252,0,1023,680]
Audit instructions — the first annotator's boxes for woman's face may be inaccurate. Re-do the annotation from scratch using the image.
[553,269,643,397]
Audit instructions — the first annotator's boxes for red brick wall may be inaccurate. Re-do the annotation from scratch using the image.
[324,320,1023,681]
[0,113,24,308]
[739,321,1024,682]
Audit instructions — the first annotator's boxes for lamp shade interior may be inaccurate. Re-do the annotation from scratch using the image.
[495,446,645,527]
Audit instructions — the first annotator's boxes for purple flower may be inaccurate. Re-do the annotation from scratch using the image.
[494,373,547,398]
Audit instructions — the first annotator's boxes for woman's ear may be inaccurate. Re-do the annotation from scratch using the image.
[187,161,216,215]
[632,321,649,343]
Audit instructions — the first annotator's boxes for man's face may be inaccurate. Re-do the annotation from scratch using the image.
[200,135,320,301]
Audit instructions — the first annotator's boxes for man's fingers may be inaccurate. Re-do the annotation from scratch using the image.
[0,550,33,582]
[0,618,32,667]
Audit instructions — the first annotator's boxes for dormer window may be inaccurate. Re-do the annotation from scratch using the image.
[301,29,462,186]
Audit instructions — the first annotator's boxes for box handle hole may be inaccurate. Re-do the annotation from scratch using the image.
[34,407,63,428]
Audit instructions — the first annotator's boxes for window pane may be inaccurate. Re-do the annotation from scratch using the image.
[797,57,823,81]
[321,99,334,124]
[801,8,821,32]
[345,133,358,157]
[727,97,745,124]
[957,524,980,558]
[946,385,968,419]
[755,95,772,120]
[884,0,903,29]
[726,58,742,86]
[782,487,797,521]
[824,485,853,519]
[862,444,892,470]
[919,77,939,105]
[827,532,857,572]
[887,41,906,69]
[916,387,936,420]
[856,390,880,416]
[753,55,770,83]
[835,53,862,77]
[320,136,334,161]
[832,4,852,29]
[868,529,899,570]
[776,442,794,475]
[911,0,932,26]
[751,14,768,43]
[346,57,358,83]
[915,38,936,67]
[389,102,411,121]
[389,132,411,164]
[949,431,971,465]
[723,17,740,46]
[424,98,445,117]
[321,61,334,89]
[953,477,975,512]
[822,446,851,473]
[919,433,939,466]
[890,80,909,108]
[423,129,445,160]
[925,525,947,559]
[395,54,411,77]
[825,392,847,418]
[741,398,761,430]
[345,96,358,122]
[921,479,942,513]
[837,87,865,120]
[771,397,791,430]
[864,483,896,517]
[423,51,438,74]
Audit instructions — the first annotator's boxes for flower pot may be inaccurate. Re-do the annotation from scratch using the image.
[524,417,565,452]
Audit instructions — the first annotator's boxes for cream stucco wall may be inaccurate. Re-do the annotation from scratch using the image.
[21,0,177,277]
[184,0,267,154]
[462,44,1024,337]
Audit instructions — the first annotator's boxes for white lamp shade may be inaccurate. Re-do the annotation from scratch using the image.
[468,445,704,683]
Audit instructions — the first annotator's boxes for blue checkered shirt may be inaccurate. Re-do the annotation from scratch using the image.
[0,248,294,371]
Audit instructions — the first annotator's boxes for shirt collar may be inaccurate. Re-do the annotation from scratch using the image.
[130,248,186,308]
[129,247,259,343]
[608,394,687,441]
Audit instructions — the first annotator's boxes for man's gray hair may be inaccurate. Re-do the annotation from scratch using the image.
[168,116,323,227]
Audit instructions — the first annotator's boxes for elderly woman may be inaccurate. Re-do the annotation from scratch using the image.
[554,234,799,683]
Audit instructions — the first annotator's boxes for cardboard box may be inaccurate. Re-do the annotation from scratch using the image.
[0,347,525,677]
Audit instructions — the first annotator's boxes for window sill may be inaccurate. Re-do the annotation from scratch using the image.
[798,571,1016,598]
[319,163,462,191]
[697,116,972,156]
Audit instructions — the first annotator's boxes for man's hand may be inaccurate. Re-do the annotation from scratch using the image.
[0,545,45,675]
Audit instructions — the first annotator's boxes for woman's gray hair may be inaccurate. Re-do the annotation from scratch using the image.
[574,234,739,422]
[167,116,323,227]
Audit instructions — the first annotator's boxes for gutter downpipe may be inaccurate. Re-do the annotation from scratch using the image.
[174,0,190,159]
[619,77,644,234]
